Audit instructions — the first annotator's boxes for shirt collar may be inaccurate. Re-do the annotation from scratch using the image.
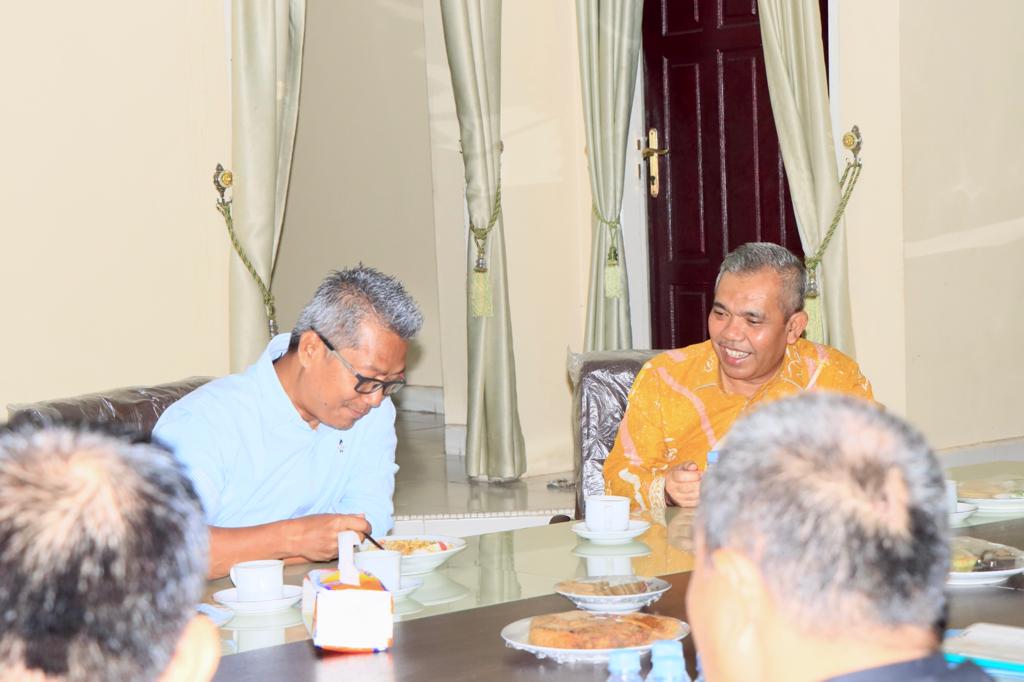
[823,653,962,682]
[250,333,317,430]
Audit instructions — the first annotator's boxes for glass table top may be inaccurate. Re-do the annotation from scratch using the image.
[203,508,697,657]
[204,465,1024,659]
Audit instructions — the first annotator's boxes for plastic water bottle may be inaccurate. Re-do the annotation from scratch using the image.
[693,653,706,682]
[646,640,690,682]
[607,649,644,682]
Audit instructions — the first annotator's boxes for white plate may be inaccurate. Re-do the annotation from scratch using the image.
[571,520,651,545]
[391,576,424,600]
[212,585,302,615]
[950,502,979,524]
[361,535,467,575]
[501,615,689,664]
[555,576,671,613]
[947,567,1024,586]
[960,497,1024,513]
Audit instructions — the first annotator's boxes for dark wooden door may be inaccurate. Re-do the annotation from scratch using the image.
[643,0,822,349]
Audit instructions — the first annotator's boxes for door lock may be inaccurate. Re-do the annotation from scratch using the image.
[639,128,669,198]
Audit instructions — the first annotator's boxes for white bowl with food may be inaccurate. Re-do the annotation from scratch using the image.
[554,575,671,613]
[360,535,466,575]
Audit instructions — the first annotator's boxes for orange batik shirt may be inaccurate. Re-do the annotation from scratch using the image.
[603,338,873,511]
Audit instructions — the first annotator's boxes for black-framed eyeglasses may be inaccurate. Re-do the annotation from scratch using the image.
[313,329,406,397]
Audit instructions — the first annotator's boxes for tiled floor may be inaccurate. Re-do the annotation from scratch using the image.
[392,411,576,536]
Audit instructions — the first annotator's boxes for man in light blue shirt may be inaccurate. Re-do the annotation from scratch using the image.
[154,266,422,578]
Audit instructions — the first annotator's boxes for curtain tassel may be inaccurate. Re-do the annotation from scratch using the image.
[471,256,493,317]
[803,268,825,344]
[604,250,623,299]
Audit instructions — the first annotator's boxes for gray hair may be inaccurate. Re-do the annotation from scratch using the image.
[290,265,423,350]
[698,393,949,634]
[0,423,208,681]
[715,242,806,317]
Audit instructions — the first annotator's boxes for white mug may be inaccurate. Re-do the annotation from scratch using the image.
[354,549,402,592]
[945,479,959,514]
[230,559,284,602]
[585,495,630,532]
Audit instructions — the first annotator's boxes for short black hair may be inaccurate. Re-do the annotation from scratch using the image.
[0,422,208,680]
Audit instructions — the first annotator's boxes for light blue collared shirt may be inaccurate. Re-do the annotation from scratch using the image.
[153,334,397,535]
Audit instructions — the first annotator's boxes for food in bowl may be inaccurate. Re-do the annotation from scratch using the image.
[528,611,681,649]
[377,539,451,556]
[555,578,650,596]
[949,537,1024,573]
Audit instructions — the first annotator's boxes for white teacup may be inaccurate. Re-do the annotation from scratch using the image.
[354,549,402,592]
[585,495,630,532]
[945,479,959,514]
[230,559,284,602]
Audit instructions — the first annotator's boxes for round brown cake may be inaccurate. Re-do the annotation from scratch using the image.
[527,611,680,649]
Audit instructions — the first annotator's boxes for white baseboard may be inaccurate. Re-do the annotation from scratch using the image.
[392,385,443,414]
[444,424,466,456]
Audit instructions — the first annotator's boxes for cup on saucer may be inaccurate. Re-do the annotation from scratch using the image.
[585,495,630,532]
[230,559,284,602]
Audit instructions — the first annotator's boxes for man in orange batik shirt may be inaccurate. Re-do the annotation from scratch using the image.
[603,243,873,511]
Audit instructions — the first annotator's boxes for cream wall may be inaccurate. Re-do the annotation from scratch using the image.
[838,0,1024,450]
[422,1,591,475]
[0,2,230,412]
[275,0,444,389]
[899,0,1024,448]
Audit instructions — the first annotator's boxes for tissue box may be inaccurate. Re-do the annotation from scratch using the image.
[302,568,394,652]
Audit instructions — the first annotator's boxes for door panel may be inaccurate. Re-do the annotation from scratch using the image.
[644,0,814,349]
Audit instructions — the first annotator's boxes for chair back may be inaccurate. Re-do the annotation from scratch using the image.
[6,377,211,438]
[568,349,659,518]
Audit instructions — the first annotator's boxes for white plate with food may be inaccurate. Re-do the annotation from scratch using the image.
[960,497,1024,513]
[501,611,688,664]
[949,502,979,524]
[554,576,671,613]
[947,566,1024,586]
[360,535,466,575]
[948,536,1024,586]
[571,520,651,545]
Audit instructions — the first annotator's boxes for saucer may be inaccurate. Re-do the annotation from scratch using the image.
[213,585,302,615]
[390,576,424,601]
[571,520,651,545]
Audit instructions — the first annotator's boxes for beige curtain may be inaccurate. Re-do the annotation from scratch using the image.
[577,0,643,352]
[758,0,854,354]
[440,0,526,481]
[229,0,306,370]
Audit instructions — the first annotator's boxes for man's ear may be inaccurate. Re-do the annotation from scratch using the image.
[786,310,809,344]
[710,548,765,642]
[297,330,320,369]
[159,615,221,682]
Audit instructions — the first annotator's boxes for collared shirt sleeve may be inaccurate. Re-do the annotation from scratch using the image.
[152,407,227,524]
[331,398,399,536]
[603,361,669,511]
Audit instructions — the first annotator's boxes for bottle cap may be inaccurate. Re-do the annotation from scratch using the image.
[608,648,642,673]
[651,639,683,660]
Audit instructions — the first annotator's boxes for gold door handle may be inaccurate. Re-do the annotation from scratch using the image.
[639,128,669,198]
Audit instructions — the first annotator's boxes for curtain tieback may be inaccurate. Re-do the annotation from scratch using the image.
[803,127,864,340]
[213,164,278,337]
[469,181,502,317]
[593,205,624,299]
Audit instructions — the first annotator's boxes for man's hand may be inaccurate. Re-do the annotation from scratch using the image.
[665,461,702,508]
[283,513,372,562]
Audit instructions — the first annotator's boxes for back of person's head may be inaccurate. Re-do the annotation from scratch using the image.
[700,392,948,631]
[0,423,219,682]
[290,265,424,351]
[716,242,806,316]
